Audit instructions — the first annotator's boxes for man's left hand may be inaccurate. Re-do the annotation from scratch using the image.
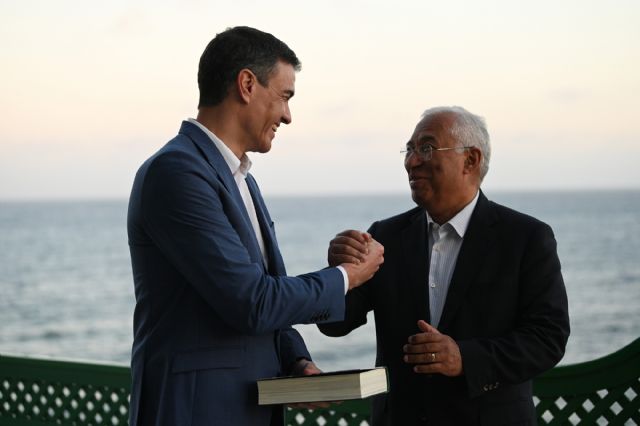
[287,359,336,409]
[403,320,463,376]
[291,358,322,376]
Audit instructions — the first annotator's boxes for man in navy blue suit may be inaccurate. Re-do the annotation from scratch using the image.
[127,26,384,426]
[320,106,570,425]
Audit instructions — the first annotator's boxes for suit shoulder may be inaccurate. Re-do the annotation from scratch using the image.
[133,135,213,188]
[130,134,215,203]
[144,135,204,170]
[488,200,553,233]
[369,206,423,234]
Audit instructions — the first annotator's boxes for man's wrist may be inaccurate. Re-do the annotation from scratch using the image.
[336,265,349,294]
[290,358,312,375]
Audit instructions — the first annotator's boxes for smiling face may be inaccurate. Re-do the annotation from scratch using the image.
[245,60,295,154]
[405,112,480,223]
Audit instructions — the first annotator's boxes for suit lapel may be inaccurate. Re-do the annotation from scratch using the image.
[178,121,264,264]
[401,210,430,323]
[438,191,496,332]
[245,174,286,275]
[178,121,252,224]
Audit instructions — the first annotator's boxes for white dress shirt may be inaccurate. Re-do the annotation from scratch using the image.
[426,190,479,327]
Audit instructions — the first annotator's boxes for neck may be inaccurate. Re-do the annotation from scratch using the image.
[428,188,478,224]
[196,105,245,159]
[429,208,460,225]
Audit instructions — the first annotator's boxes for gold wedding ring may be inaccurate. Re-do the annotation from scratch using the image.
[430,352,436,362]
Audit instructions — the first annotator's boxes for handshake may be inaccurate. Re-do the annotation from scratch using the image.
[328,230,384,291]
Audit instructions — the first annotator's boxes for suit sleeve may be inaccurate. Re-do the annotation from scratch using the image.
[458,221,570,398]
[278,326,311,373]
[140,151,345,335]
[317,222,379,337]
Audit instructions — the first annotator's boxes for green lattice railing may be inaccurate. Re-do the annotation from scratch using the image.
[533,337,640,425]
[285,399,370,426]
[0,355,130,425]
[1,337,639,425]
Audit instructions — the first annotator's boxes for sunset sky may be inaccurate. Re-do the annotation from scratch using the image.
[1,0,638,200]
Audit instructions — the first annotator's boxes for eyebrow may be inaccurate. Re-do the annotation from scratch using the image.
[418,136,436,144]
[407,136,436,145]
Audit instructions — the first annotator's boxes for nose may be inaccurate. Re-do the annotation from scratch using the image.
[281,102,292,125]
[404,150,424,171]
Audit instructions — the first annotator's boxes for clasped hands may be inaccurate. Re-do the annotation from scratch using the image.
[329,230,463,377]
[329,230,384,291]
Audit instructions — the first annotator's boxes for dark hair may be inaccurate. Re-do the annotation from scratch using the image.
[197,26,301,108]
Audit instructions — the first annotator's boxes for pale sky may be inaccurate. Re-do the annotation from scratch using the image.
[1,0,639,200]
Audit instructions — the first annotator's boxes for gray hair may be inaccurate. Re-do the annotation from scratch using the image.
[420,106,491,181]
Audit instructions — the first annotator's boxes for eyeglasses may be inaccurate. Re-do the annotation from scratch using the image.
[400,145,470,161]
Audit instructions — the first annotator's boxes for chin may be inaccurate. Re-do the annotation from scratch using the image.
[254,140,273,154]
[259,143,273,153]
[410,190,431,210]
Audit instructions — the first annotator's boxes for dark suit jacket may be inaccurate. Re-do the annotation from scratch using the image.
[319,191,570,426]
[127,121,345,426]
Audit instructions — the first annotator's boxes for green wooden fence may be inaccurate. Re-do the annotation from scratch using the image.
[1,337,638,425]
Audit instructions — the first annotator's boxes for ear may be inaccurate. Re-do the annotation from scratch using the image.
[237,68,257,104]
[463,147,482,175]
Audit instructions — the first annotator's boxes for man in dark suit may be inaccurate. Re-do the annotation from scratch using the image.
[127,26,384,426]
[319,106,570,425]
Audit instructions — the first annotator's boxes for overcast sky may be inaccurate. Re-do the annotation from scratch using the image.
[1,0,638,200]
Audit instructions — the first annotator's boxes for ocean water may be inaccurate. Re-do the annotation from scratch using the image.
[1,190,639,372]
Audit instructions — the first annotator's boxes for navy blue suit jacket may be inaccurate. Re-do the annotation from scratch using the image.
[127,121,345,426]
[319,192,570,425]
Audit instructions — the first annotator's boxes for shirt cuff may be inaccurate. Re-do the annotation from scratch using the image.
[336,265,349,294]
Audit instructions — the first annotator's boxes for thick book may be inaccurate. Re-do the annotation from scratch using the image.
[257,367,388,405]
